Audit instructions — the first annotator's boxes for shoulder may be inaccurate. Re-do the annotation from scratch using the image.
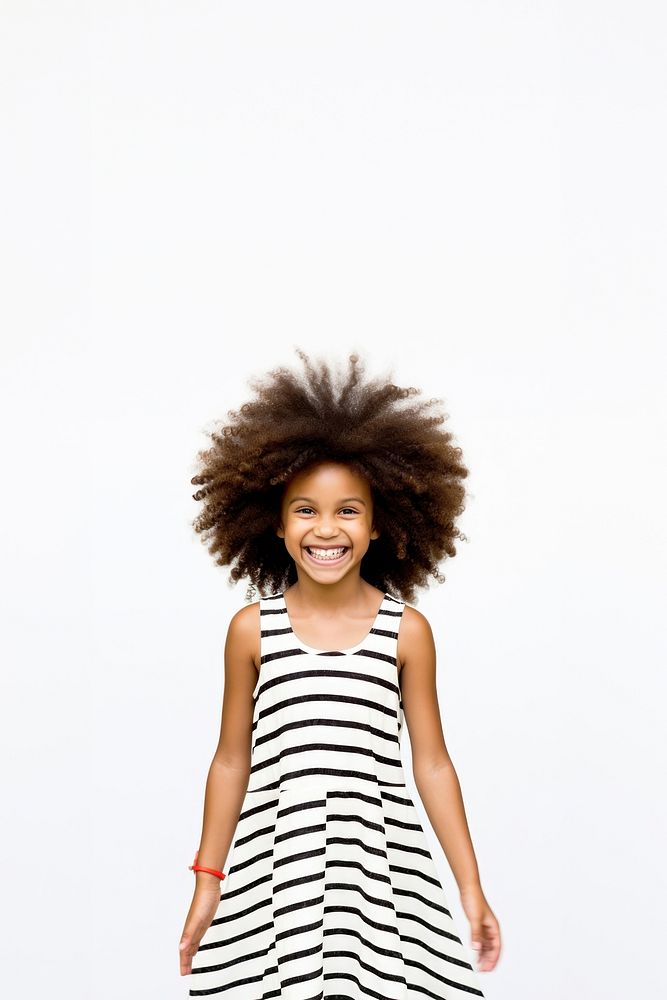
[396,602,434,670]
[225,600,262,669]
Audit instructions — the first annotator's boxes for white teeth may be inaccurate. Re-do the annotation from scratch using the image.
[307,546,347,561]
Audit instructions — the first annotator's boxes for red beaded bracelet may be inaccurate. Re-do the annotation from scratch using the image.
[189,849,226,880]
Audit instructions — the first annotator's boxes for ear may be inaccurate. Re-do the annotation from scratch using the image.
[370,524,380,540]
[276,520,285,539]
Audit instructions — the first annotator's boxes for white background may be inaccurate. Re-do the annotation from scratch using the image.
[1,2,665,998]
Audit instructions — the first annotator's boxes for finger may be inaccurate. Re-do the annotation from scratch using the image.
[179,936,199,976]
[469,924,483,957]
[479,925,500,966]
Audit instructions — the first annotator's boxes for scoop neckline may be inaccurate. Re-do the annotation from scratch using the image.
[280,590,389,655]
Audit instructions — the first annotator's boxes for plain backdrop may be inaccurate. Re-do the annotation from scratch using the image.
[1,2,665,998]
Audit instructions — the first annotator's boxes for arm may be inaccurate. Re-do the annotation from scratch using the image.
[398,606,501,972]
[399,606,481,890]
[193,601,260,886]
[179,602,260,976]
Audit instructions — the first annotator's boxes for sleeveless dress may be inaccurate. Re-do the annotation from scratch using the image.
[188,591,485,1000]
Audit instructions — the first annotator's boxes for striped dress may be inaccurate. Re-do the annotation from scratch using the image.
[188,590,485,1000]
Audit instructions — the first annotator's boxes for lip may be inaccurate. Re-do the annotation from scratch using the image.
[303,545,350,567]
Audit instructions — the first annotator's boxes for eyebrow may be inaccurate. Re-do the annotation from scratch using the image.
[288,496,367,506]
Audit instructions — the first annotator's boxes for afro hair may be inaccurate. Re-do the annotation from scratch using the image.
[190,348,469,603]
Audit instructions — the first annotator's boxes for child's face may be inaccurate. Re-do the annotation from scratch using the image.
[276,462,380,584]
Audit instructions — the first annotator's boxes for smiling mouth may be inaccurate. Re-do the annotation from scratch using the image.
[304,545,349,564]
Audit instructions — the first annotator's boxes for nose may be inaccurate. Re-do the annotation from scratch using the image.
[313,518,339,538]
[314,525,338,538]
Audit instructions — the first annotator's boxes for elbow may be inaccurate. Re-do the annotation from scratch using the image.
[412,754,454,787]
[210,751,252,777]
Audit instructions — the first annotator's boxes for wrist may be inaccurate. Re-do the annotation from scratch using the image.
[458,879,483,896]
[195,870,223,886]
[188,849,225,881]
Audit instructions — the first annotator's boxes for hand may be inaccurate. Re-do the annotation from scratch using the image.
[179,878,224,977]
[459,885,501,973]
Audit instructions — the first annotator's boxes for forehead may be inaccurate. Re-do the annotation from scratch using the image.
[283,462,372,499]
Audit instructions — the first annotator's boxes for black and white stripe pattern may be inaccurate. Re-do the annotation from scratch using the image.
[188,591,484,999]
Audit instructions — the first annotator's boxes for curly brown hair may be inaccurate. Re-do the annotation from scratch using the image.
[190,349,469,603]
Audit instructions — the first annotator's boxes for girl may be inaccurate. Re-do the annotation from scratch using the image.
[179,349,501,998]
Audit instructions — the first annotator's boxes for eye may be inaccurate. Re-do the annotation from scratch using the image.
[293,506,359,515]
